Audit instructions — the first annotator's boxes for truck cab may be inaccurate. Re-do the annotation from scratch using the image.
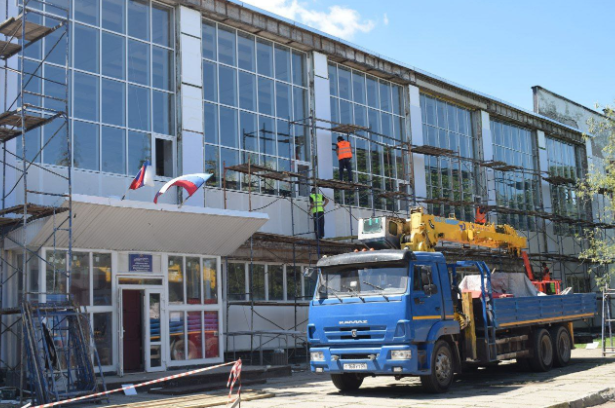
[307,248,461,392]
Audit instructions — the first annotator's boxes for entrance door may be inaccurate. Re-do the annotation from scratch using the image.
[121,290,144,373]
[144,289,164,372]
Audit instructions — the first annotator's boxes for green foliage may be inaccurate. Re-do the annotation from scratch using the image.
[578,103,615,288]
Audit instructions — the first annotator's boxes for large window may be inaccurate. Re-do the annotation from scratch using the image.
[328,63,406,210]
[45,249,114,366]
[226,262,312,302]
[491,120,539,230]
[202,20,309,196]
[167,255,220,362]
[20,0,176,178]
[420,94,476,221]
[546,138,584,235]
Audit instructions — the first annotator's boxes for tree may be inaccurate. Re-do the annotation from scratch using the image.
[578,103,615,288]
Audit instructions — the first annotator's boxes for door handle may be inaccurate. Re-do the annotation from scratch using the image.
[435,306,441,311]
[414,298,424,305]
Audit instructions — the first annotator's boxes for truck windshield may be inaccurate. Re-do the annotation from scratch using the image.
[318,263,409,299]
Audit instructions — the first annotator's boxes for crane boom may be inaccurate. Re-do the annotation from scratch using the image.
[358,207,527,256]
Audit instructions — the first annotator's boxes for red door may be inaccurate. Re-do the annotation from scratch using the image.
[122,290,143,372]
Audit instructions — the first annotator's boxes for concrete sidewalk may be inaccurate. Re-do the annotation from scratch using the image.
[244,349,615,408]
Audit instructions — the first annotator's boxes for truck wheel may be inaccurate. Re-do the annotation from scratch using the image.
[550,326,572,367]
[421,340,454,393]
[331,373,363,392]
[529,328,553,372]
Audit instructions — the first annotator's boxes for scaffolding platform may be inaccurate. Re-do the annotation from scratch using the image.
[543,174,576,185]
[314,178,370,191]
[422,197,475,207]
[0,14,63,59]
[0,108,63,142]
[330,123,370,134]
[225,163,304,181]
[411,145,456,157]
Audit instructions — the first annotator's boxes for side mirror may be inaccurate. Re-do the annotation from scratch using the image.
[421,270,431,286]
[423,283,438,296]
[304,267,318,281]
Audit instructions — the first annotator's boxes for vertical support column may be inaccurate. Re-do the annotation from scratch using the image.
[0,2,18,209]
[178,6,205,206]
[537,130,557,252]
[408,85,426,209]
[480,111,497,224]
[312,51,335,238]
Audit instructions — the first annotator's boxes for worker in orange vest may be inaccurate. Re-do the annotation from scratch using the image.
[336,136,353,182]
[475,205,487,224]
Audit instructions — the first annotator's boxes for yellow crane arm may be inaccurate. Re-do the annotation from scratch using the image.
[400,207,526,256]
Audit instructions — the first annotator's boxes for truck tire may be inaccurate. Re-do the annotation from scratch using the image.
[550,326,572,367]
[421,340,454,393]
[331,373,363,392]
[529,328,553,372]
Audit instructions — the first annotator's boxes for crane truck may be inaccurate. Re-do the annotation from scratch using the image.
[307,207,597,393]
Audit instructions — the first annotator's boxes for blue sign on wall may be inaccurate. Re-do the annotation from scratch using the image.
[129,254,153,273]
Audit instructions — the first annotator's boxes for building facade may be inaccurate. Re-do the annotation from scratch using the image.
[0,0,603,375]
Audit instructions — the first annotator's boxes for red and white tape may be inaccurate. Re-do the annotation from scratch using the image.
[227,358,242,404]
[30,360,237,408]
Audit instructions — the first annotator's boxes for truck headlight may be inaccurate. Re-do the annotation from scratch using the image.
[391,350,412,360]
[310,351,325,361]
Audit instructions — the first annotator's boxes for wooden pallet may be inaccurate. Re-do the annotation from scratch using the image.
[102,391,274,408]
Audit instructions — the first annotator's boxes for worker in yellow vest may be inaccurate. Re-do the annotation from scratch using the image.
[336,136,353,182]
[309,188,329,239]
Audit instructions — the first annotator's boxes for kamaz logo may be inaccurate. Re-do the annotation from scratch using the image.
[339,320,367,325]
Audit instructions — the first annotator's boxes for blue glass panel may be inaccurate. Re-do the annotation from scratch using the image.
[128,0,150,41]
[218,26,236,66]
[128,131,151,172]
[151,4,171,47]
[238,32,255,72]
[73,120,99,171]
[74,72,99,122]
[153,91,174,135]
[128,85,150,131]
[102,32,125,79]
[219,66,237,107]
[238,72,256,111]
[274,46,290,82]
[257,77,274,116]
[102,0,125,33]
[102,78,125,126]
[219,107,238,148]
[240,111,257,152]
[152,46,172,90]
[203,60,217,102]
[74,24,99,73]
[128,39,150,85]
[102,126,125,174]
[204,103,218,144]
[75,0,99,26]
[202,20,216,60]
[256,39,273,77]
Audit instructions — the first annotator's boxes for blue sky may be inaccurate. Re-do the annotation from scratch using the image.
[243,0,615,112]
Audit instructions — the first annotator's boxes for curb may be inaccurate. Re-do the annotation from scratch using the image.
[545,387,615,408]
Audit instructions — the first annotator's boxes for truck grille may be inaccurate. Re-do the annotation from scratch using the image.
[324,325,387,341]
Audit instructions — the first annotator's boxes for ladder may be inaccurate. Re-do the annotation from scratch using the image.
[602,286,615,357]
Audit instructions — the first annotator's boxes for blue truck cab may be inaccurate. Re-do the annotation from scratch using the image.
[307,248,597,393]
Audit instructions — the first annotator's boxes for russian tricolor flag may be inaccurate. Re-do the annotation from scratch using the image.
[154,173,212,204]
[129,161,154,190]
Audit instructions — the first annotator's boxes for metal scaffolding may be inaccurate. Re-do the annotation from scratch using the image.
[0,0,105,404]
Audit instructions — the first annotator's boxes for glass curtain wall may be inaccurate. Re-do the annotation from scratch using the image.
[202,20,309,196]
[19,0,176,177]
[491,120,539,230]
[328,63,406,211]
[420,94,476,221]
[546,137,584,235]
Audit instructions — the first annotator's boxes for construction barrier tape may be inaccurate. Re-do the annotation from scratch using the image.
[227,358,242,404]
[30,360,237,408]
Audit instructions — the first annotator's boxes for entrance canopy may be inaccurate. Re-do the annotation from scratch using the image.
[18,194,269,256]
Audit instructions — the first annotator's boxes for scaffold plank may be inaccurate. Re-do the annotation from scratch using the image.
[314,178,369,190]
[0,109,63,141]
[543,174,576,185]
[411,145,456,157]
[0,40,22,59]
[0,14,56,41]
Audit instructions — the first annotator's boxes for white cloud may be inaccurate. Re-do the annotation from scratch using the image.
[242,0,375,40]
[383,13,389,26]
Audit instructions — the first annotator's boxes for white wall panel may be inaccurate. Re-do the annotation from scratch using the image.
[408,85,427,206]
[180,34,202,87]
[179,6,201,38]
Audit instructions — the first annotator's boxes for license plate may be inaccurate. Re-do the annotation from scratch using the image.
[343,363,368,370]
